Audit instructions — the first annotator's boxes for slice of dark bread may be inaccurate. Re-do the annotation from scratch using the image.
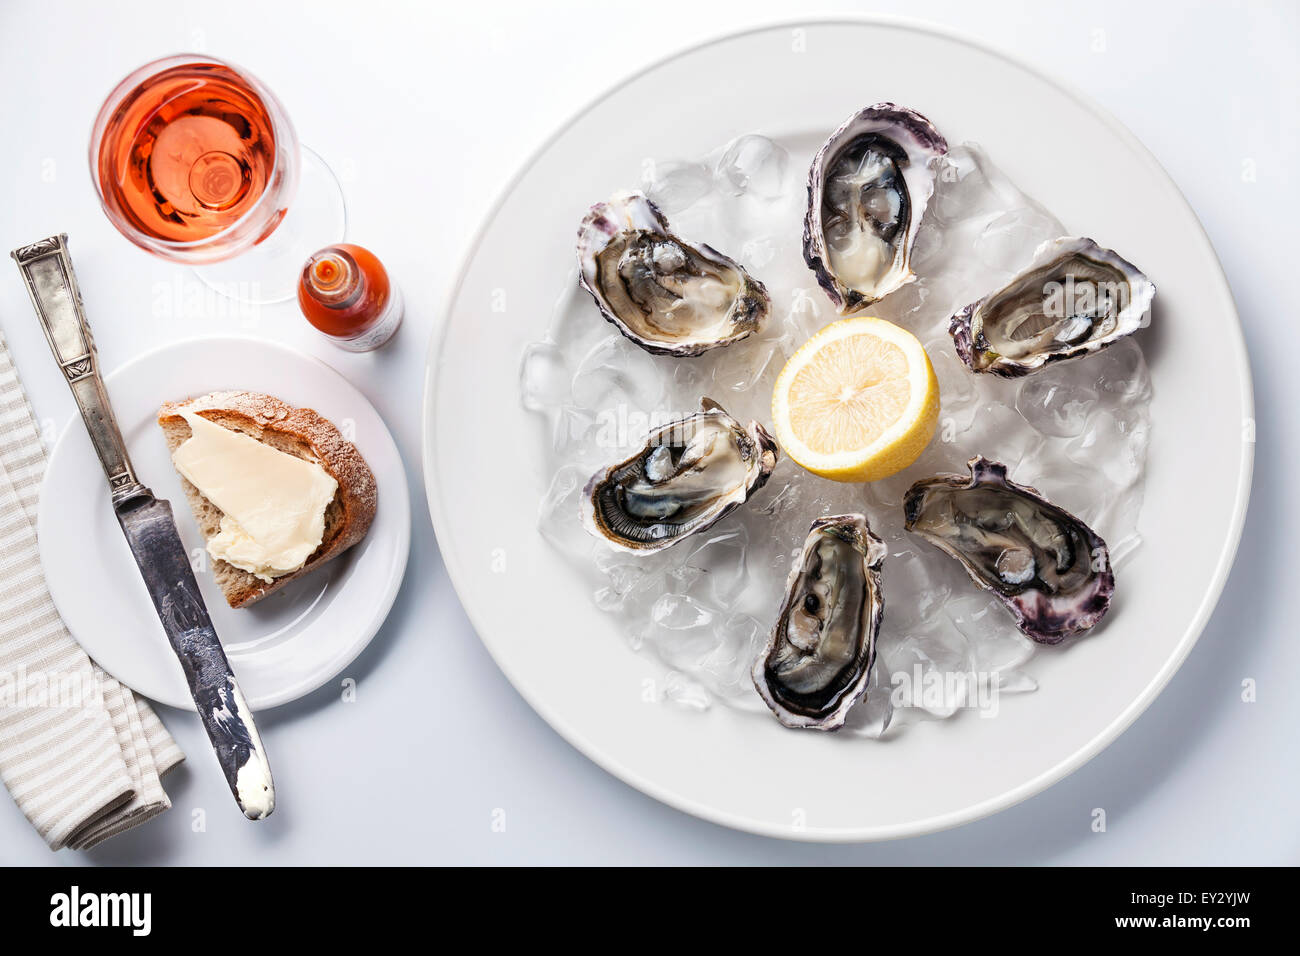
[157,390,377,609]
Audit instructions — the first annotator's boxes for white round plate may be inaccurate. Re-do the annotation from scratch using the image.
[40,336,410,711]
[423,18,1253,840]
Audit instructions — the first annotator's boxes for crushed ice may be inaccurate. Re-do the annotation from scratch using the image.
[522,135,1152,737]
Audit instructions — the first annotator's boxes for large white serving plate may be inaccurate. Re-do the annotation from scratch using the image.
[40,337,411,711]
[423,18,1253,840]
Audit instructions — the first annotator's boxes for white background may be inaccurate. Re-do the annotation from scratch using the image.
[0,0,1295,864]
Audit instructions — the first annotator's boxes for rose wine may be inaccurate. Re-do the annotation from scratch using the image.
[298,244,403,351]
[94,60,286,252]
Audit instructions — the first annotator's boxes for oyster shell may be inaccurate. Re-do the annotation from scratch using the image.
[753,514,885,730]
[576,191,769,356]
[903,457,1114,644]
[581,398,778,553]
[949,236,1155,377]
[803,103,948,314]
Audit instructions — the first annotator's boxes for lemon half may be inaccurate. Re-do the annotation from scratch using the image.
[772,316,939,482]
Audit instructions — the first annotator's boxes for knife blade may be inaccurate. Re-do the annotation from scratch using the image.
[11,234,275,820]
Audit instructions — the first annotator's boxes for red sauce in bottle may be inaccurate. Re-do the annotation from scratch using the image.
[298,243,402,351]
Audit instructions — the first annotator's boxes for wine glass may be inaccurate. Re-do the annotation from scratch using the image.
[90,54,346,304]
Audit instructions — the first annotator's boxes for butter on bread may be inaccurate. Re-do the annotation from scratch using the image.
[157,390,377,609]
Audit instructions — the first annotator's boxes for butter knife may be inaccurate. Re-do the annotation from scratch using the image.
[11,234,275,821]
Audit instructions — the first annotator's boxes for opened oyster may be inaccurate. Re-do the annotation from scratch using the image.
[581,398,777,553]
[803,103,948,314]
[904,457,1114,644]
[576,191,769,356]
[949,236,1155,377]
[753,514,885,730]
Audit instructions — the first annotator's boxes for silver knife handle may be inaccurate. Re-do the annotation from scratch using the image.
[11,235,144,506]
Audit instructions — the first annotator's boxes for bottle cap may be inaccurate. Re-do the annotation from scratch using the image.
[301,248,361,309]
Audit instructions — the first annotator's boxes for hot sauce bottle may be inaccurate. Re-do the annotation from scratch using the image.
[298,243,402,351]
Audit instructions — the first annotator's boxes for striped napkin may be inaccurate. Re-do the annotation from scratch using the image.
[0,329,183,850]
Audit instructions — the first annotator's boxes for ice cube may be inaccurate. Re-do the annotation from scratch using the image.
[571,335,667,412]
[975,208,1061,274]
[651,592,714,631]
[841,665,894,738]
[698,612,765,699]
[672,360,707,394]
[663,671,712,711]
[618,564,672,619]
[1065,406,1149,489]
[931,347,978,424]
[929,146,996,225]
[738,235,777,271]
[1092,338,1152,404]
[909,223,945,271]
[995,671,1038,695]
[786,287,827,336]
[546,274,610,352]
[958,402,1045,475]
[863,472,908,510]
[537,465,596,562]
[594,543,644,582]
[711,340,780,393]
[945,593,1033,675]
[594,586,623,612]
[756,479,802,519]
[861,433,962,512]
[884,623,972,718]
[519,341,571,411]
[1015,375,1098,438]
[551,405,602,465]
[642,160,713,214]
[1094,480,1145,552]
[667,563,703,592]
[715,135,789,199]
[1033,471,1105,529]
[877,279,931,324]
[648,594,733,677]
[677,526,749,605]
[884,545,954,637]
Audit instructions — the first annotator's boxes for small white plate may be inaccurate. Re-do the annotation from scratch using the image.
[39,336,410,711]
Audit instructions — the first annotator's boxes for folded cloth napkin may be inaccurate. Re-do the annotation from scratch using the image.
[0,329,183,850]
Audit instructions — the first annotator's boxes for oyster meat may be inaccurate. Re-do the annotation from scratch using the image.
[753,514,885,730]
[949,236,1155,377]
[576,190,769,356]
[803,103,948,314]
[581,398,778,553]
[903,457,1114,644]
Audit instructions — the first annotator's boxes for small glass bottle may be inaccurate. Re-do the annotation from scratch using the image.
[298,243,402,351]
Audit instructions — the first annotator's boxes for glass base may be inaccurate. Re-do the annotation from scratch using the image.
[191,144,347,305]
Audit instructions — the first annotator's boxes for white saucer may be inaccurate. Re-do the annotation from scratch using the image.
[39,336,410,710]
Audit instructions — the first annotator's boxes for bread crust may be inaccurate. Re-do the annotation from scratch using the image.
[157,390,378,608]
